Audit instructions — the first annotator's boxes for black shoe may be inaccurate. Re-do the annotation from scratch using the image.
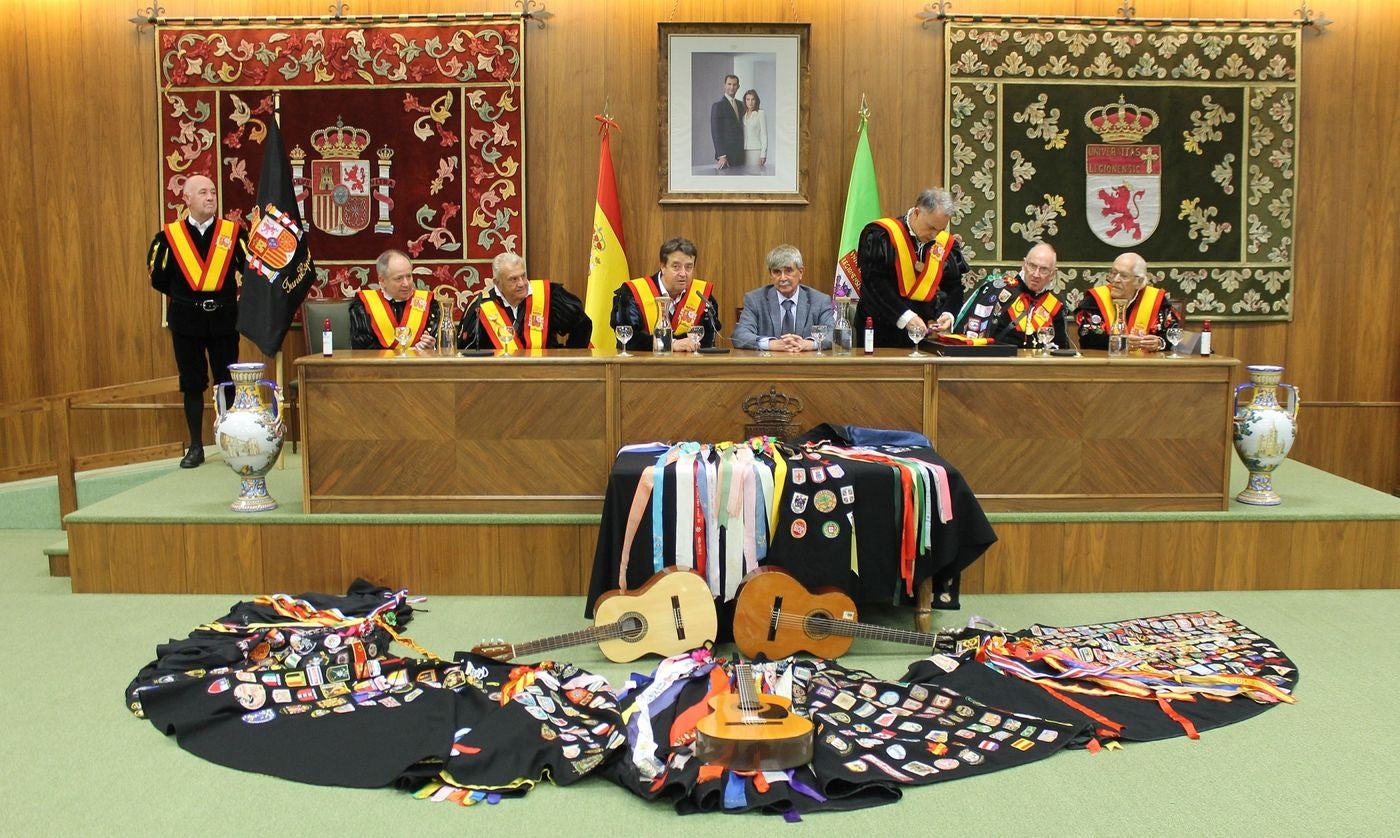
[180,445,205,468]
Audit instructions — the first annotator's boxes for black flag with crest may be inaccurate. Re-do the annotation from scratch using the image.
[238,109,316,356]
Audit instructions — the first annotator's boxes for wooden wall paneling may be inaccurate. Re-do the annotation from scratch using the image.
[0,6,41,405]
[1059,521,1120,591]
[336,522,436,594]
[1288,405,1400,493]
[184,523,263,593]
[415,525,498,594]
[1288,519,1389,590]
[977,523,1066,593]
[259,524,346,594]
[1211,521,1295,589]
[1365,521,1400,588]
[1138,520,1221,592]
[577,524,601,593]
[493,524,592,596]
[70,521,188,593]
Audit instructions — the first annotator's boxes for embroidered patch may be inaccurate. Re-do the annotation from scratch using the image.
[814,490,837,513]
[790,519,808,538]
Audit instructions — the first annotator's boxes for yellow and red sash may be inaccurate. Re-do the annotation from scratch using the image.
[669,279,713,335]
[873,217,951,303]
[477,280,551,351]
[1005,291,1062,335]
[1089,285,1165,334]
[164,218,238,293]
[624,276,712,335]
[623,276,665,333]
[358,288,431,349]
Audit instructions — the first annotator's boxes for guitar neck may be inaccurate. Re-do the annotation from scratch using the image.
[510,619,635,659]
[796,613,946,649]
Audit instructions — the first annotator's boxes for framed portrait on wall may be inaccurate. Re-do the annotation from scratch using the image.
[658,22,810,204]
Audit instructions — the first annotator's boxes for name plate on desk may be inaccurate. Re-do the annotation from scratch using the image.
[935,343,1017,357]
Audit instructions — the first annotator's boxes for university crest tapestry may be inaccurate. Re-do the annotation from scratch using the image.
[155,20,526,313]
[944,22,1301,320]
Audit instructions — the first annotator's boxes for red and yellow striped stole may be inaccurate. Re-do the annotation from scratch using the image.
[477,280,551,351]
[623,276,665,333]
[164,218,238,293]
[669,279,712,335]
[1089,285,1165,334]
[872,217,951,303]
[1005,291,1063,334]
[358,288,431,349]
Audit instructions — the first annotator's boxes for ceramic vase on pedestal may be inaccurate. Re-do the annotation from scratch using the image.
[214,362,286,512]
[1232,364,1300,506]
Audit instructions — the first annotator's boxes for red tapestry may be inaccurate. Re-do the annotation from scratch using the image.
[155,21,526,313]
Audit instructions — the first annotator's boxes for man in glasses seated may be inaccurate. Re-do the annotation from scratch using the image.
[953,242,1068,349]
[1074,252,1180,352]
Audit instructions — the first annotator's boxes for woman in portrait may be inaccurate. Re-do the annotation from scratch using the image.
[741,88,767,174]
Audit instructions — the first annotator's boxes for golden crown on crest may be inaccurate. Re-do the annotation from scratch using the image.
[311,117,372,159]
[742,386,804,425]
[1084,96,1160,144]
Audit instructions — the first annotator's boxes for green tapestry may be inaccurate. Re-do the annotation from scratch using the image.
[944,23,1300,320]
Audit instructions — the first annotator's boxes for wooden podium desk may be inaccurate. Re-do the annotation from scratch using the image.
[295,348,1238,514]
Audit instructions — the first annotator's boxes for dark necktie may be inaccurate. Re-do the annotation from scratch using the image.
[780,299,795,336]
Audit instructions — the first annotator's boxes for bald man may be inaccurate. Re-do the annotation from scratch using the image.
[147,174,248,468]
[954,242,1069,348]
[1074,252,1181,351]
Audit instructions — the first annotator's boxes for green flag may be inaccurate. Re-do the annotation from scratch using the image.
[834,110,881,299]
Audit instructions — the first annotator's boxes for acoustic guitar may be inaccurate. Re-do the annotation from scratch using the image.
[693,662,814,771]
[732,566,955,659]
[472,567,717,663]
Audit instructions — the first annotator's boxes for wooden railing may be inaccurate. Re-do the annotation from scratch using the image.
[0,376,186,526]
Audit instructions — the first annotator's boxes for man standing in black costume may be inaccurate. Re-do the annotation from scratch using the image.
[147,174,247,468]
[854,188,968,348]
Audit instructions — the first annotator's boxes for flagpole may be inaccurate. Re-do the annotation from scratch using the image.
[272,92,287,471]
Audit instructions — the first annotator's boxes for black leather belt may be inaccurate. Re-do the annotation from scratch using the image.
[174,298,232,312]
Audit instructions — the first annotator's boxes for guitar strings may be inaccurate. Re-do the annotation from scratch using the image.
[770,610,950,647]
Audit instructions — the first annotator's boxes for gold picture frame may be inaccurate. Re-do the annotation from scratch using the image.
[658,22,810,204]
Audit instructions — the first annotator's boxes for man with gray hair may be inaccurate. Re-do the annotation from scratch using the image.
[349,248,440,351]
[458,251,591,350]
[854,188,969,347]
[732,244,835,351]
[1074,251,1180,351]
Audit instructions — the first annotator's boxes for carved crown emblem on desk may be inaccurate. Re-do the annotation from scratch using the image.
[742,386,804,441]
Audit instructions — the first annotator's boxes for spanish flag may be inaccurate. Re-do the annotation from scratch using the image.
[584,116,627,348]
[834,104,881,299]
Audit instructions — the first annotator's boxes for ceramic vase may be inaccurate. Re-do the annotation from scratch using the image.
[214,362,285,512]
[1232,364,1300,506]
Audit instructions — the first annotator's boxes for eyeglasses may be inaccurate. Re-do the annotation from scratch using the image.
[1023,262,1055,276]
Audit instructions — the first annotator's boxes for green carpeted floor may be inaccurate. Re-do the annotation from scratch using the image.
[2,526,1397,835]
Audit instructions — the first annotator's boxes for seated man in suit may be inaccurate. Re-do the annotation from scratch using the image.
[732,244,835,351]
[348,249,440,351]
[610,237,722,352]
[457,252,592,351]
[953,242,1069,348]
[1075,252,1181,351]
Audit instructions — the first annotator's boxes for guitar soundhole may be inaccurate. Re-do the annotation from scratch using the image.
[619,614,647,641]
[805,610,831,640]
